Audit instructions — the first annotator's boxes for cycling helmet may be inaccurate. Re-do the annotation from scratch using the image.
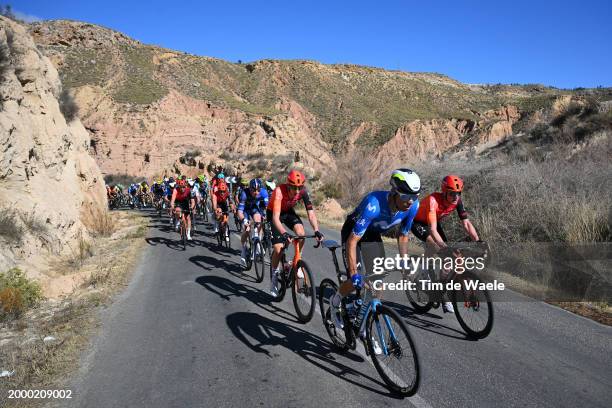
[287,170,305,187]
[240,178,249,187]
[198,175,205,182]
[218,181,228,191]
[218,173,225,179]
[442,174,464,193]
[249,178,263,190]
[181,175,187,181]
[390,168,421,198]
[177,179,186,188]
[265,180,276,190]
[169,177,175,183]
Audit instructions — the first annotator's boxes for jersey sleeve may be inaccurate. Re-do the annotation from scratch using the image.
[352,195,380,237]
[426,196,438,225]
[300,189,314,211]
[260,189,269,208]
[456,198,468,220]
[238,190,247,212]
[400,200,420,235]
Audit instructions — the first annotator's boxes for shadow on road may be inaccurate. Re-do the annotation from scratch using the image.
[385,300,473,341]
[194,274,299,323]
[226,311,403,399]
[144,236,187,251]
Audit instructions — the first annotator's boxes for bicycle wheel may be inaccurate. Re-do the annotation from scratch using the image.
[244,239,253,271]
[404,267,435,314]
[450,271,494,339]
[181,220,186,250]
[367,304,420,396]
[319,279,351,351]
[270,261,287,302]
[224,224,231,249]
[253,239,265,283]
[291,260,316,323]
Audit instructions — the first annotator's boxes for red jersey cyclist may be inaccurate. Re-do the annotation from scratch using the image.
[170,179,195,241]
[411,174,480,312]
[266,170,324,296]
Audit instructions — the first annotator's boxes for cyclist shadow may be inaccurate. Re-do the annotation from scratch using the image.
[190,239,239,257]
[385,300,473,341]
[144,236,185,251]
[194,274,299,323]
[226,311,403,399]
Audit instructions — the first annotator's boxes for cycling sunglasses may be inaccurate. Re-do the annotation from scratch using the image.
[398,192,418,202]
[447,191,461,198]
[287,185,300,191]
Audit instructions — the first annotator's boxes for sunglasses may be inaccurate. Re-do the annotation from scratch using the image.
[288,185,300,191]
[447,191,461,198]
[398,192,418,202]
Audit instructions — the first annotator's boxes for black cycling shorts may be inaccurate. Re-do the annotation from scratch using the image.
[410,221,447,243]
[217,201,229,215]
[266,208,303,244]
[175,199,191,214]
[341,217,385,276]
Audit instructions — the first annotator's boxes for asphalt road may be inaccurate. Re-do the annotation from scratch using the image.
[66,209,611,408]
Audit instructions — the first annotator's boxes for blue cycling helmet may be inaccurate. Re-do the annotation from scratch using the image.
[169,177,175,183]
[249,178,263,190]
[218,173,225,179]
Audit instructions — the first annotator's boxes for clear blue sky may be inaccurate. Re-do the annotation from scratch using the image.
[12,0,612,88]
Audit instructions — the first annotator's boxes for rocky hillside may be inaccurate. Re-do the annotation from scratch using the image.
[26,20,612,180]
[0,17,107,277]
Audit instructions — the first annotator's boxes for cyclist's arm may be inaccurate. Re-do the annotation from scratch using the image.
[211,193,218,211]
[398,201,419,256]
[271,188,286,235]
[170,189,177,208]
[237,191,247,221]
[462,219,479,241]
[300,190,320,233]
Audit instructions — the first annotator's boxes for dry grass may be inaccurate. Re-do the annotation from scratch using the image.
[0,208,24,244]
[82,206,117,237]
[0,212,148,407]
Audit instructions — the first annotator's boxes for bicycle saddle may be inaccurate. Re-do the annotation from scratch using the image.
[322,240,341,249]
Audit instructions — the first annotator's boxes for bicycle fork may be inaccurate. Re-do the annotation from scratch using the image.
[358,299,400,357]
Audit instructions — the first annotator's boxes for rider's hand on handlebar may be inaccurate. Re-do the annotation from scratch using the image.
[282,232,292,244]
[314,230,324,242]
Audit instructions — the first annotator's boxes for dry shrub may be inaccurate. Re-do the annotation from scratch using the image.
[0,268,42,320]
[82,206,117,237]
[0,208,23,244]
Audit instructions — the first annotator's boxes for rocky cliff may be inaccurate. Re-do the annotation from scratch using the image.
[0,17,107,277]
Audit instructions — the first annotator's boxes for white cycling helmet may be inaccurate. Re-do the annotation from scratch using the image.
[390,168,420,200]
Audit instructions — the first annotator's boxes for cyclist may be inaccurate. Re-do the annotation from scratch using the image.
[212,175,231,238]
[152,179,165,207]
[265,179,276,195]
[165,177,176,226]
[128,183,139,208]
[170,179,195,241]
[139,180,150,207]
[238,178,269,267]
[198,175,209,214]
[330,168,421,329]
[267,170,324,296]
[411,174,480,313]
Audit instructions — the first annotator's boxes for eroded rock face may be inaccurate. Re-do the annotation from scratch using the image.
[0,17,106,276]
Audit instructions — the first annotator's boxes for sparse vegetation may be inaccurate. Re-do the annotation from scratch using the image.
[112,45,167,104]
[104,173,135,186]
[0,208,23,244]
[19,211,47,235]
[58,88,79,122]
[0,267,42,320]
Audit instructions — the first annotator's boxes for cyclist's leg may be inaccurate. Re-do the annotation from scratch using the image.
[284,209,305,252]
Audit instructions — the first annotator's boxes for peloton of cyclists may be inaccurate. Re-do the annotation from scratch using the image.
[237,178,269,267]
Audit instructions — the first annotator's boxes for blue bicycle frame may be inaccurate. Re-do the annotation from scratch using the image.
[355,297,400,357]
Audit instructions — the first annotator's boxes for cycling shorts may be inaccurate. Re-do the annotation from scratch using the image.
[266,208,303,245]
[341,216,385,277]
[410,221,447,243]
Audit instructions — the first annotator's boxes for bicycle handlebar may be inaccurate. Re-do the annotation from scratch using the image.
[283,234,321,249]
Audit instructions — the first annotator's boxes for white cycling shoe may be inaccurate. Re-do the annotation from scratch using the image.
[270,270,280,297]
[187,231,192,241]
[330,293,344,329]
[371,338,383,355]
[442,302,455,313]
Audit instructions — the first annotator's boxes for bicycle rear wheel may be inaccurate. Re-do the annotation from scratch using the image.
[253,239,265,283]
[451,271,494,339]
[244,239,253,271]
[291,260,316,323]
[368,305,420,396]
[319,279,351,351]
[181,220,186,250]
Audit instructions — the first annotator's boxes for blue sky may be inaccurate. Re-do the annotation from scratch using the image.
[11,0,612,88]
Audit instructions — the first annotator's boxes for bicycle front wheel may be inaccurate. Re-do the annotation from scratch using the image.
[404,267,435,314]
[451,271,494,339]
[253,239,265,283]
[291,260,316,323]
[367,305,420,396]
[319,279,351,351]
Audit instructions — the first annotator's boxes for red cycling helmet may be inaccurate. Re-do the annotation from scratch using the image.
[287,170,305,187]
[177,179,187,188]
[441,175,464,193]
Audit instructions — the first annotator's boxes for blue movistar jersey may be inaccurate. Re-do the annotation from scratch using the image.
[238,187,269,213]
[350,191,419,237]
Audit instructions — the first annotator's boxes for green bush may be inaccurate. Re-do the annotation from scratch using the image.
[0,268,43,320]
[320,181,343,199]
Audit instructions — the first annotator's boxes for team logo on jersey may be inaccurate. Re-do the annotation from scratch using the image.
[366,203,376,212]
[357,219,367,226]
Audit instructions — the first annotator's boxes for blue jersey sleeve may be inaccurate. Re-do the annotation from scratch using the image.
[238,190,247,212]
[352,194,380,237]
[400,200,420,235]
[260,188,269,208]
